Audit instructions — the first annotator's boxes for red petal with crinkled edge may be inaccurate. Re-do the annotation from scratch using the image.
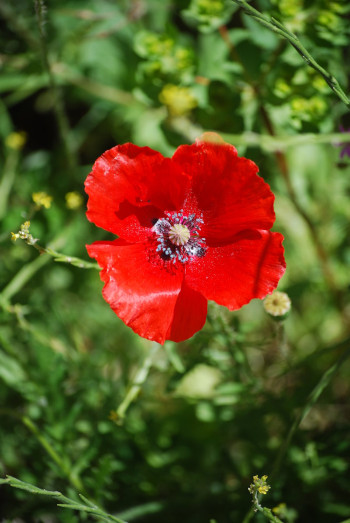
[86,240,206,343]
[172,138,275,246]
[185,230,286,310]
[85,143,189,242]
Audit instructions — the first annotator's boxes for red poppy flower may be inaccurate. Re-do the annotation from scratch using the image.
[85,134,286,344]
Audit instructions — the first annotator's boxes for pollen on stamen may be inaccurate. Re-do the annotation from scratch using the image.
[152,209,206,264]
[168,224,191,246]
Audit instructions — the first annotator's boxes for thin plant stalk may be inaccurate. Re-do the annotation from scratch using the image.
[243,342,350,523]
[0,410,85,495]
[0,476,127,523]
[33,0,77,168]
[232,0,350,108]
[0,148,21,221]
[115,342,161,423]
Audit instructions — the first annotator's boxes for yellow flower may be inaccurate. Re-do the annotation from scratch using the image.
[65,191,84,210]
[249,474,271,496]
[159,84,198,116]
[32,192,53,209]
[11,221,38,245]
[264,291,291,318]
[11,232,20,241]
[5,131,27,150]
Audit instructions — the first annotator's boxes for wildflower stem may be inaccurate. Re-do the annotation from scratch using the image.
[171,118,350,151]
[0,410,85,495]
[57,65,138,106]
[232,0,350,109]
[33,0,77,168]
[259,507,284,523]
[0,148,20,221]
[41,245,100,270]
[0,476,127,523]
[220,131,350,151]
[0,253,51,304]
[270,343,350,481]
[2,225,99,305]
[21,416,86,494]
[115,342,161,423]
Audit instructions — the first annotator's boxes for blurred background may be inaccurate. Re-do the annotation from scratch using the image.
[0,0,350,521]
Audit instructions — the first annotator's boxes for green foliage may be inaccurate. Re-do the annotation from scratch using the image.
[0,0,350,522]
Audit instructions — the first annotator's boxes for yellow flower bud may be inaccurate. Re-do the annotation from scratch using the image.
[159,84,198,116]
[32,192,53,209]
[65,191,84,210]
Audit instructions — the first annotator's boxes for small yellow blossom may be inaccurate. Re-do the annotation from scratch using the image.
[264,291,291,318]
[159,84,198,117]
[11,221,38,245]
[65,191,84,210]
[248,474,271,496]
[5,131,27,150]
[32,192,53,209]
[11,232,20,242]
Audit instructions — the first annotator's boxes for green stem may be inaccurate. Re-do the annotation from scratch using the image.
[260,507,284,523]
[1,227,99,305]
[270,343,350,481]
[0,252,51,304]
[243,342,350,523]
[232,0,350,108]
[170,118,350,152]
[33,0,77,168]
[21,416,85,494]
[0,410,85,495]
[0,149,20,221]
[0,476,127,523]
[43,246,100,269]
[116,342,161,423]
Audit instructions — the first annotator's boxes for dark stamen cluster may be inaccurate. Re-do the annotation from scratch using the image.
[153,210,206,263]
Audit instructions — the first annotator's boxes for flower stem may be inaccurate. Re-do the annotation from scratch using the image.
[0,148,20,221]
[21,416,86,494]
[0,409,85,495]
[0,252,51,304]
[115,342,161,423]
[232,0,350,108]
[33,0,77,169]
[270,342,350,481]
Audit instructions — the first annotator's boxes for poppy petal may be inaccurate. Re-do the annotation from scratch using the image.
[172,139,275,246]
[185,230,286,310]
[86,240,195,343]
[165,281,207,342]
[85,143,188,241]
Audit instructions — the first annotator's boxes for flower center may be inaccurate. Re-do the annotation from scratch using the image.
[153,210,206,264]
[168,224,190,246]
